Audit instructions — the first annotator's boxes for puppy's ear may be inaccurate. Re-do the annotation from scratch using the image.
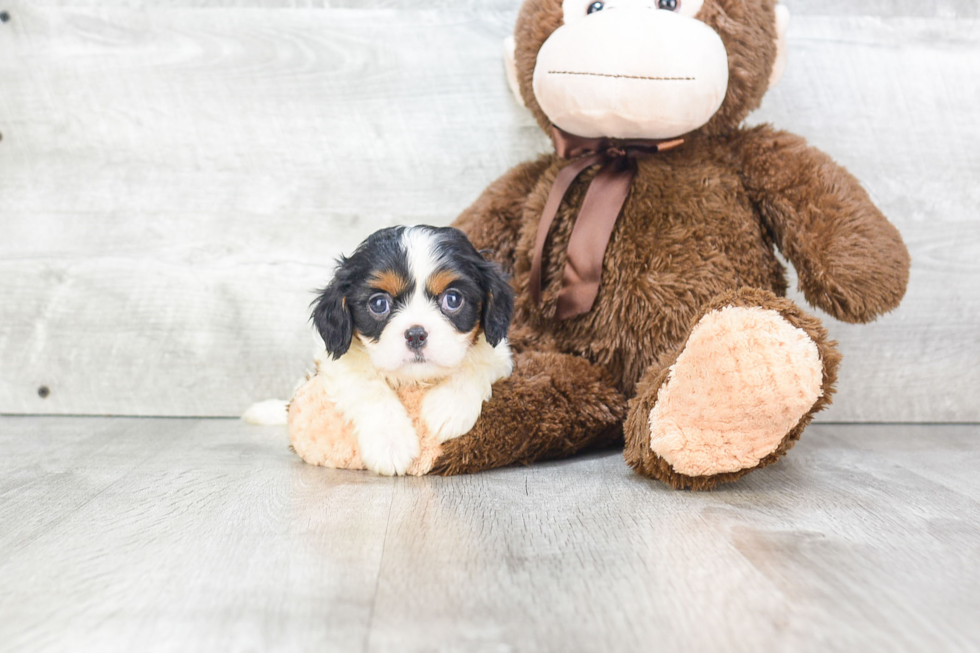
[480,261,515,348]
[311,269,354,360]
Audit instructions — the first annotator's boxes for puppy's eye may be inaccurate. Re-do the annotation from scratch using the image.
[657,0,678,10]
[587,2,604,14]
[368,293,391,318]
[440,290,464,313]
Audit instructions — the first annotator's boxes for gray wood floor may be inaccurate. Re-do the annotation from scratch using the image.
[1,417,978,652]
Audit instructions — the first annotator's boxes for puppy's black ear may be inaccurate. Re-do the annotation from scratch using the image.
[311,268,354,360]
[480,261,515,348]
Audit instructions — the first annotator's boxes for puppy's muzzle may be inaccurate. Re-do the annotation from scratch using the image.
[405,326,428,351]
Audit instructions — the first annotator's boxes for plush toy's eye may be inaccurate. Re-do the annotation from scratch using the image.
[368,293,391,318]
[441,290,464,313]
[658,0,678,9]
[587,2,604,14]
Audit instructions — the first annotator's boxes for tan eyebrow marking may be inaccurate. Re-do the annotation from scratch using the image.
[427,269,459,296]
[369,270,409,296]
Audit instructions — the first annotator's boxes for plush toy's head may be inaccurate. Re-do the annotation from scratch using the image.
[505,0,789,139]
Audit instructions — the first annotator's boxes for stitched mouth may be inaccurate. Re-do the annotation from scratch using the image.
[548,70,694,81]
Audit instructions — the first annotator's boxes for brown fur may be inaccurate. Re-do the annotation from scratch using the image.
[430,0,909,487]
[431,350,627,475]
[426,269,459,296]
[369,269,409,297]
[732,125,911,323]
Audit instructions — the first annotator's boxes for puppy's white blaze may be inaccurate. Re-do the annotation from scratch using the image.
[313,343,420,476]
[402,226,441,294]
[421,334,514,443]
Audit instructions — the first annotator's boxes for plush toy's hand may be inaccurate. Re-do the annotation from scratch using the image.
[789,221,910,324]
[735,125,910,323]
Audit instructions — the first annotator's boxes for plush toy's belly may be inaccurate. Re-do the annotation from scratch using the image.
[513,156,786,395]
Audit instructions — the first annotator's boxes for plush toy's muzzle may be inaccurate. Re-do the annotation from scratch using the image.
[532,6,729,139]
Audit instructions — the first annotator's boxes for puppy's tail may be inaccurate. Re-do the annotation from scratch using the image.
[242,399,288,426]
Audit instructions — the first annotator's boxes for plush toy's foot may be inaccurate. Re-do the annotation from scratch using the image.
[429,350,628,475]
[288,375,364,470]
[288,375,444,476]
[624,288,840,490]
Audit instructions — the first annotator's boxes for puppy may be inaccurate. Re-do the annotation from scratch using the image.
[247,225,515,476]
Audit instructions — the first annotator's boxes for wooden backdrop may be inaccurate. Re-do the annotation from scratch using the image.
[0,0,977,420]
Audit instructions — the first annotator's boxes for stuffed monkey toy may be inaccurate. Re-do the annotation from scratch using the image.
[291,0,909,489]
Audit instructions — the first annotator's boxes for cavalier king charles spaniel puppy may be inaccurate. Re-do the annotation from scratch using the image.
[246,225,514,476]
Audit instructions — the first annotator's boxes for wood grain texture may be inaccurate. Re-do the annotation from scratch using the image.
[0,417,395,652]
[0,5,977,419]
[0,417,978,652]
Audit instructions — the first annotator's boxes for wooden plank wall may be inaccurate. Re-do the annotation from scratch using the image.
[0,0,977,420]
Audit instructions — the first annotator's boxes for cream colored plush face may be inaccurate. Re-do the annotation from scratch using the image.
[532,0,728,139]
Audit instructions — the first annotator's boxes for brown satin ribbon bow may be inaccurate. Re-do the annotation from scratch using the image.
[529,125,684,321]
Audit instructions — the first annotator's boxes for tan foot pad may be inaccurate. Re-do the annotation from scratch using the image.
[648,306,823,477]
[288,376,442,476]
[288,376,364,470]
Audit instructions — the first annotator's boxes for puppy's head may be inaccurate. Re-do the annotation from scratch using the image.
[312,226,514,382]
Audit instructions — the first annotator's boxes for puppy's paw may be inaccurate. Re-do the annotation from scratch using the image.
[358,423,421,476]
[422,385,485,443]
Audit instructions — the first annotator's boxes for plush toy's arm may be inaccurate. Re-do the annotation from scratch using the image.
[734,125,910,323]
[452,155,552,275]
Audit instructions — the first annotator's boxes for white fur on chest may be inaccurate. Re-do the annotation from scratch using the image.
[313,334,512,475]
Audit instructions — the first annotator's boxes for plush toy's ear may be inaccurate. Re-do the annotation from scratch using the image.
[311,272,354,360]
[769,3,790,88]
[480,261,515,348]
[503,35,526,108]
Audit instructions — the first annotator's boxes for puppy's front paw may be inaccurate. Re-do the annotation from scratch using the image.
[422,385,484,443]
[358,423,420,476]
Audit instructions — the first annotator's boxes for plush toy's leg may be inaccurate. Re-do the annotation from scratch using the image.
[623,287,841,490]
[287,375,365,470]
[429,350,628,475]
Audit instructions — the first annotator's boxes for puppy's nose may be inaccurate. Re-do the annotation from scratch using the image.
[405,326,428,351]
